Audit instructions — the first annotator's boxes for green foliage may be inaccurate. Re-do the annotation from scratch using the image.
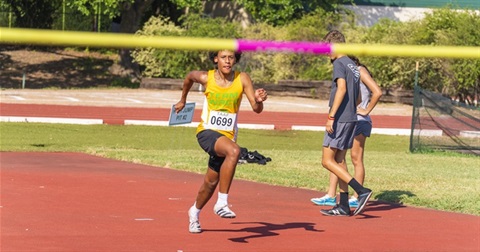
[239,9,343,83]
[110,77,140,88]
[5,1,477,97]
[349,8,480,97]
[131,6,337,85]
[132,14,241,78]
[240,23,291,83]
[413,8,480,96]
[0,2,13,27]
[172,0,203,11]
[131,16,187,78]
[67,0,129,18]
[284,9,340,81]
[4,0,61,28]
[236,0,349,26]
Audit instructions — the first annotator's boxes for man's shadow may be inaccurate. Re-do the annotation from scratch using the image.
[203,222,323,243]
[374,190,416,204]
[353,190,415,218]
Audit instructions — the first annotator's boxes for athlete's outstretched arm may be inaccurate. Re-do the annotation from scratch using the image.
[175,71,208,113]
[240,72,267,114]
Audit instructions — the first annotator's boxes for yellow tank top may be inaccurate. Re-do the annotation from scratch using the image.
[196,70,243,141]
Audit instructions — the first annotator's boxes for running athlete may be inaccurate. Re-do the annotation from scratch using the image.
[174,50,267,233]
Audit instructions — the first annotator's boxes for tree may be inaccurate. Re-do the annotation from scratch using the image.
[66,0,145,79]
[68,0,204,81]
[414,8,480,99]
[235,0,349,26]
[5,0,61,29]
[132,13,241,78]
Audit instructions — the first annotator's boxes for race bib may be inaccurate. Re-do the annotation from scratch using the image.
[206,110,236,131]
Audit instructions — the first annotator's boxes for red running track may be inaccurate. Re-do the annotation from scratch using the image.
[0,103,412,130]
[1,152,479,251]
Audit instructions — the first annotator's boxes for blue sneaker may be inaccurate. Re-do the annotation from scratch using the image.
[349,197,359,208]
[353,189,373,216]
[311,195,336,206]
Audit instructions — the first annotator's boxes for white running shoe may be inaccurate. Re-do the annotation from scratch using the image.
[311,195,337,206]
[189,220,201,233]
[214,204,236,218]
[188,206,201,233]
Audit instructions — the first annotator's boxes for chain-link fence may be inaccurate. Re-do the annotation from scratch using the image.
[410,85,480,155]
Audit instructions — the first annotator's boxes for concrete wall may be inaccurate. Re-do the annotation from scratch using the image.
[344,5,432,26]
[200,1,479,28]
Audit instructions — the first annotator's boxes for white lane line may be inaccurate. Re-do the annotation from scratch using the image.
[124,120,192,127]
[61,96,80,102]
[125,98,144,104]
[125,120,275,130]
[269,101,320,108]
[291,125,326,131]
[0,116,103,125]
[460,131,480,138]
[238,123,275,130]
[156,98,180,102]
[9,96,26,101]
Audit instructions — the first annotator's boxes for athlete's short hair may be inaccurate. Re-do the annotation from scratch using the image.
[209,50,242,65]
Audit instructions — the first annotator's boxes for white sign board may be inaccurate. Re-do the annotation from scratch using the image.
[168,102,196,126]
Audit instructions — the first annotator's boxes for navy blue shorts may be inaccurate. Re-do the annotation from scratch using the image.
[196,130,225,173]
[323,122,356,150]
[354,120,372,137]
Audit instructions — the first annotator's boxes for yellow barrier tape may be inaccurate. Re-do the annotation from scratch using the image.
[1,28,479,59]
[0,28,236,51]
[333,43,480,59]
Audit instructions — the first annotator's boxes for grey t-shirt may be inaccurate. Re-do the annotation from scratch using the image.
[358,80,372,122]
[328,56,360,122]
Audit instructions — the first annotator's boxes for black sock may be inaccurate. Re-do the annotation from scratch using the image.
[339,192,349,208]
[348,178,368,195]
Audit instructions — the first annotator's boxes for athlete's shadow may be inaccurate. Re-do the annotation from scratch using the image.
[203,222,322,243]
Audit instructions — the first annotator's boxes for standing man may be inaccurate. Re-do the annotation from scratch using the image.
[319,30,373,216]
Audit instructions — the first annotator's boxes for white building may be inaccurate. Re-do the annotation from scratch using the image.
[203,1,479,27]
[344,0,480,26]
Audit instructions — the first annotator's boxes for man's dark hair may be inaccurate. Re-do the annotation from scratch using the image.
[323,30,346,43]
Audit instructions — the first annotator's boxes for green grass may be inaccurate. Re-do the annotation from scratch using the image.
[1,122,479,216]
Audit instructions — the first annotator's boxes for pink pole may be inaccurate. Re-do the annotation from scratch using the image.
[236,39,332,54]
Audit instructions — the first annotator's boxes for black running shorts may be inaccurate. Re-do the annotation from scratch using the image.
[196,129,225,172]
